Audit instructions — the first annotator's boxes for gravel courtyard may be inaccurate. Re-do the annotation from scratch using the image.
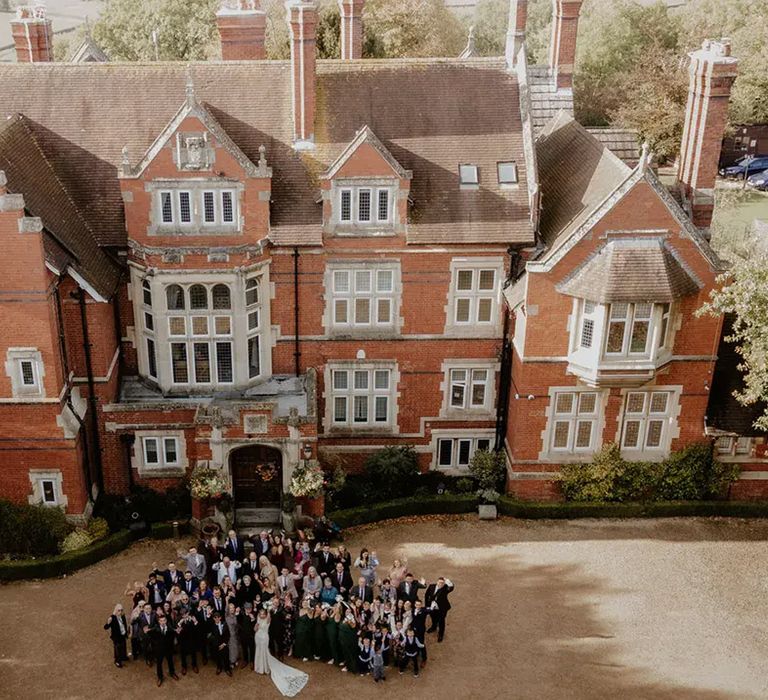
[1,516,767,700]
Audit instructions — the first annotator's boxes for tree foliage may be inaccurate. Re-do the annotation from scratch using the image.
[698,255,768,432]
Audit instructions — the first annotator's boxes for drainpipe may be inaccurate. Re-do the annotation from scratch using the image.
[54,281,94,501]
[293,246,301,378]
[73,287,104,495]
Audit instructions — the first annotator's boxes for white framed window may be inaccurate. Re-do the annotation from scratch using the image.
[497,161,518,185]
[449,368,492,411]
[154,186,239,231]
[606,302,653,356]
[133,430,188,476]
[39,478,57,505]
[452,267,497,325]
[579,301,598,349]
[620,391,675,451]
[142,436,180,468]
[245,277,262,380]
[550,391,599,452]
[328,364,397,430]
[715,436,753,457]
[336,186,394,225]
[459,164,479,186]
[200,190,237,226]
[5,349,45,399]
[328,265,399,332]
[436,437,492,470]
[19,360,37,388]
[28,470,66,508]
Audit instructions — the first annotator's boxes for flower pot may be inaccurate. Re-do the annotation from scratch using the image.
[201,520,221,539]
[478,504,497,521]
[281,511,295,533]
[192,497,215,522]
[299,494,325,518]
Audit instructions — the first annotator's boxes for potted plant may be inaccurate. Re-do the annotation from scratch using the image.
[281,493,296,532]
[289,460,326,518]
[189,466,229,528]
[469,449,506,520]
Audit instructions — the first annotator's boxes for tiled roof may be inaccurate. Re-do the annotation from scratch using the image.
[0,58,533,249]
[536,111,631,248]
[0,115,121,298]
[586,127,641,166]
[556,239,701,303]
[528,66,574,134]
[706,314,767,436]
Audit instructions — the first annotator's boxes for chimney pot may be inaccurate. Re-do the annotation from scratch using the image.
[217,1,267,60]
[338,0,365,60]
[286,1,318,148]
[11,5,53,63]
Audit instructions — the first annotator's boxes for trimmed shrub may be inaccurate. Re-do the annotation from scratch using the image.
[362,446,420,502]
[86,517,110,541]
[329,493,479,529]
[0,500,74,557]
[59,529,94,553]
[559,443,740,503]
[455,477,476,494]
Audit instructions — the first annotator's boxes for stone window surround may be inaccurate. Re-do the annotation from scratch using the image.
[539,387,609,463]
[146,179,244,236]
[131,429,189,478]
[328,177,400,236]
[130,266,272,395]
[614,385,683,461]
[439,359,500,419]
[5,347,45,400]
[429,429,495,474]
[443,257,505,338]
[322,260,403,338]
[323,360,400,435]
[28,469,67,507]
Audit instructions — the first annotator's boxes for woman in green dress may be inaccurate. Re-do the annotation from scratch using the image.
[338,614,360,673]
[325,605,342,666]
[313,607,331,661]
[293,599,314,661]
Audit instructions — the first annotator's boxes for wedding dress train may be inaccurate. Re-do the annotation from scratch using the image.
[254,615,309,697]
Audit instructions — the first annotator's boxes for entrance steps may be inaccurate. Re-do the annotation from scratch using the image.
[236,506,281,530]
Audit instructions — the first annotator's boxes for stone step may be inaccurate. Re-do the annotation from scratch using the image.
[235,507,281,529]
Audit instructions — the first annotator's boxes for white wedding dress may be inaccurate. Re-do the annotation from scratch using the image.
[254,616,309,697]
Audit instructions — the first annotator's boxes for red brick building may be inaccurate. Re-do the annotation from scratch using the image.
[0,1,763,525]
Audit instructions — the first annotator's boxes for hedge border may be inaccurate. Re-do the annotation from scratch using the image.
[328,494,768,529]
[0,520,191,582]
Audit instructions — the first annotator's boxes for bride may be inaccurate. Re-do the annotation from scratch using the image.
[254,607,309,697]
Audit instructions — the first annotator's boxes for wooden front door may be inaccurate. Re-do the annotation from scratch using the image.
[231,445,282,509]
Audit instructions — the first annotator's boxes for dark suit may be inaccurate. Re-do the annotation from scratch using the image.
[315,551,335,578]
[176,616,199,671]
[181,576,199,596]
[208,621,230,672]
[425,581,454,641]
[157,568,184,590]
[352,583,374,603]
[332,569,353,598]
[250,536,271,558]
[137,610,156,662]
[397,580,424,604]
[241,557,261,580]
[411,608,428,661]
[103,614,128,665]
[205,545,223,586]
[224,536,246,561]
[146,580,167,608]
[151,623,177,681]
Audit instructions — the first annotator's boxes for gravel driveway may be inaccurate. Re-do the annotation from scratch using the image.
[1,516,767,699]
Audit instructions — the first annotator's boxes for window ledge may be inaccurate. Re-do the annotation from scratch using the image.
[328,329,400,340]
[441,409,495,421]
[136,467,187,479]
[537,452,596,464]
[432,467,471,476]
[619,449,668,463]
[326,427,396,437]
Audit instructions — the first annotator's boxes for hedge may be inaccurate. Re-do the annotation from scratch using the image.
[329,493,480,528]
[0,530,134,582]
[150,520,190,540]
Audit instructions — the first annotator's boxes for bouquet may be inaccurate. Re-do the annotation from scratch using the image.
[190,465,229,500]
[289,461,325,498]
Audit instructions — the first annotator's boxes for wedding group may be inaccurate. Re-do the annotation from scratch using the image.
[104,528,454,695]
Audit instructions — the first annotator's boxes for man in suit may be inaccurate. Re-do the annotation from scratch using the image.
[204,537,223,587]
[315,543,335,579]
[182,570,199,596]
[425,576,454,642]
[397,573,424,604]
[277,567,300,599]
[212,555,241,585]
[412,599,428,663]
[242,551,261,579]
[146,572,167,609]
[175,607,199,675]
[137,602,156,665]
[250,530,271,557]
[154,561,184,590]
[194,599,212,666]
[151,613,179,686]
[210,586,226,615]
[209,611,231,676]
[180,546,207,580]
[352,575,374,603]
[332,562,353,599]
[224,529,246,561]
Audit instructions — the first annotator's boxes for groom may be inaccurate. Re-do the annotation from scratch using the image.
[425,576,454,643]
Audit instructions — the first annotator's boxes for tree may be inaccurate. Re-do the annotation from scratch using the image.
[466,0,551,62]
[698,256,768,432]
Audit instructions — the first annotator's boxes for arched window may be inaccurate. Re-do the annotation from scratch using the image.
[166,284,185,310]
[142,280,152,307]
[212,284,231,310]
[190,284,208,310]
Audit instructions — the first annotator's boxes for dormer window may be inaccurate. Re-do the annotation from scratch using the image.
[151,184,241,234]
[459,164,479,187]
[336,185,394,227]
[497,161,518,185]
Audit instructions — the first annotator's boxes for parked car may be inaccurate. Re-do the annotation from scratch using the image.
[747,169,768,191]
[719,155,768,178]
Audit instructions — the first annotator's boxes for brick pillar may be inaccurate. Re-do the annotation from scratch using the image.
[286,1,317,147]
[11,5,53,63]
[549,0,583,90]
[677,39,739,229]
[216,1,267,61]
[505,0,528,67]
[338,0,364,60]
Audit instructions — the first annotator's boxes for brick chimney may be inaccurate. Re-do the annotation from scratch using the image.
[216,1,267,61]
[549,0,583,90]
[338,0,364,60]
[505,0,528,68]
[11,4,53,64]
[286,1,317,148]
[677,39,739,229]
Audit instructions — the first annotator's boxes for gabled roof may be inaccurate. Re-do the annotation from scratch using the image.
[321,125,412,180]
[123,84,265,180]
[0,115,121,299]
[556,238,701,303]
[586,127,641,166]
[536,111,631,249]
[70,35,108,63]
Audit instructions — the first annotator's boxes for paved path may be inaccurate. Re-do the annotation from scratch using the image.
[1,516,767,699]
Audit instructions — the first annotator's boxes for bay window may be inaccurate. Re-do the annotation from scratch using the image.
[151,184,240,233]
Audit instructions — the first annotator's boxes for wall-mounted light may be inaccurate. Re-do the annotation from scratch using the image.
[302,443,312,460]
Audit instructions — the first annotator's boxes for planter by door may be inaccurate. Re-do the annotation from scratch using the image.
[299,493,325,518]
[192,497,215,522]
